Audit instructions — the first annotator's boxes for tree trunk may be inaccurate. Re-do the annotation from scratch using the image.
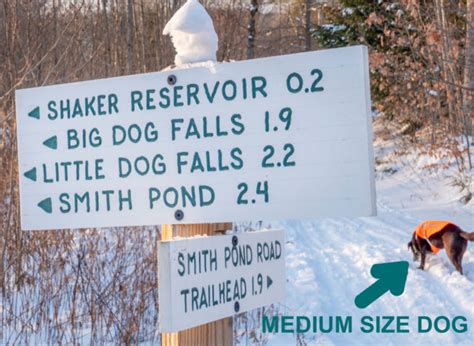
[139,0,147,72]
[463,0,473,168]
[126,0,135,74]
[435,0,457,132]
[304,0,312,51]
[102,0,112,77]
[247,0,258,60]
[463,1,473,134]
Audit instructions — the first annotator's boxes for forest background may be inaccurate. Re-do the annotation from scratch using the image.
[1,0,472,344]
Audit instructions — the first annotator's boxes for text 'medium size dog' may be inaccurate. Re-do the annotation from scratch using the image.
[408,221,474,275]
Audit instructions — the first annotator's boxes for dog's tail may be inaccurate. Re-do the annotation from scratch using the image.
[460,231,474,241]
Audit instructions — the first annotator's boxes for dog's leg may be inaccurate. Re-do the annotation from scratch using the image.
[446,251,463,274]
[446,238,466,275]
[450,255,463,275]
[454,245,466,275]
[419,251,426,270]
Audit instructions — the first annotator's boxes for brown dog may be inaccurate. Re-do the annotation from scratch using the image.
[408,221,474,275]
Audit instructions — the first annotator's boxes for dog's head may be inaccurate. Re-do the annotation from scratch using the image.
[407,232,420,261]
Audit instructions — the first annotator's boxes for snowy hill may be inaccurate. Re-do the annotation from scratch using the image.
[260,120,474,345]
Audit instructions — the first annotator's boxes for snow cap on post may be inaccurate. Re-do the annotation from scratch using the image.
[163,0,218,66]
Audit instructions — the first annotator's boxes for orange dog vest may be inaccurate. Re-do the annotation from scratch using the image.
[415,221,452,253]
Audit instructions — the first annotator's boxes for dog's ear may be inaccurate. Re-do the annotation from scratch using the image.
[407,241,413,251]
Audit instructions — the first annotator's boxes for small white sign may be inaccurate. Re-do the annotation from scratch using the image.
[159,229,285,332]
[16,45,375,230]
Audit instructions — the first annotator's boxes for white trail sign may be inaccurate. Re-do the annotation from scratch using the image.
[16,46,375,230]
[159,229,285,332]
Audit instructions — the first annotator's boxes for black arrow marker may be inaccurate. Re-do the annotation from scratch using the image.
[267,276,273,289]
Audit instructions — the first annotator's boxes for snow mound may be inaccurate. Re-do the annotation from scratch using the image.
[163,0,218,66]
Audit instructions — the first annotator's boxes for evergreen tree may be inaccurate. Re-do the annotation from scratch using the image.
[312,0,397,51]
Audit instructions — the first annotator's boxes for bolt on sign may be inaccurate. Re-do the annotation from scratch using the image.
[159,229,285,332]
[15,45,375,231]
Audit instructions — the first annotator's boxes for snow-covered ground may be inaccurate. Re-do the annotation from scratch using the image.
[264,127,473,345]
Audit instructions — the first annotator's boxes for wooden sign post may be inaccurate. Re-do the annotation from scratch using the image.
[161,223,233,346]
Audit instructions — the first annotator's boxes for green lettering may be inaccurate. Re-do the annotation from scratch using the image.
[131,91,143,112]
[146,89,156,110]
[118,189,132,210]
[252,76,267,98]
[281,316,294,333]
[149,188,161,209]
[59,193,71,213]
[187,84,200,105]
[173,86,184,107]
[262,316,279,333]
[159,87,170,108]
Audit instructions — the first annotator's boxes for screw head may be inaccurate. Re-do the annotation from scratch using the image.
[232,235,238,246]
[174,209,184,221]
[234,301,240,313]
[167,74,177,85]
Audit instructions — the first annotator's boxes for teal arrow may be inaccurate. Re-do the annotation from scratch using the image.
[28,106,40,119]
[23,167,37,181]
[267,275,273,289]
[43,136,57,150]
[354,261,409,309]
[38,198,52,214]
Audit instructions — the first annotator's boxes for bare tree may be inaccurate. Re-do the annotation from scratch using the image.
[463,0,473,169]
[247,0,258,59]
[464,0,473,132]
[126,0,135,74]
[304,0,312,51]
